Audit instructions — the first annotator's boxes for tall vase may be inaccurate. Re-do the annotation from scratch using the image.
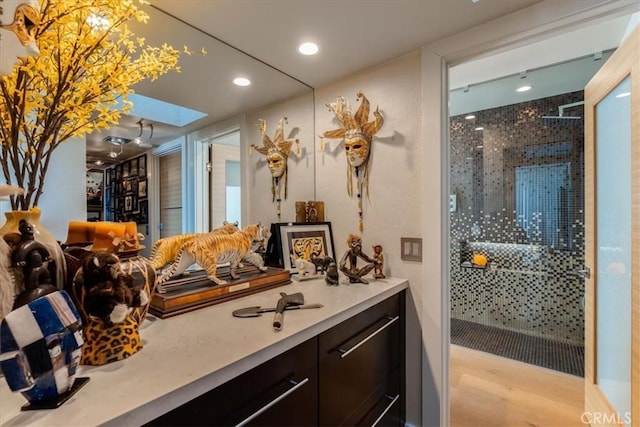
[119,251,157,324]
[0,211,67,316]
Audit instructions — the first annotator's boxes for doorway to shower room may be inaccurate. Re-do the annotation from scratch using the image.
[447,54,608,375]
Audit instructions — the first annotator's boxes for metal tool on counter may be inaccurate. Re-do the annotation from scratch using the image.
[232,303,323,318]
[272,292,304,331]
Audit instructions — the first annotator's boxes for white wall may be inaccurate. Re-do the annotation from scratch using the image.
[246,51,425,426]
[0,137,86,241]
[315,52,424,426]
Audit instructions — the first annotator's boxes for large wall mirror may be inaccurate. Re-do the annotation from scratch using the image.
[85,4,315,241]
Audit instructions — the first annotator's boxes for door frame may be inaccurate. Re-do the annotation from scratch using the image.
[584,26,639,426]
[423,2,640,426]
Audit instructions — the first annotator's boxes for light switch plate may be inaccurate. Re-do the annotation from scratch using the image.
[400,237,422,262]
[449,194,457,212]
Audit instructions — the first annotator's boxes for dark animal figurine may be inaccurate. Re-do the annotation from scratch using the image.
[325,262,339,286]
[310,256,334,274]
[78,251,148,325]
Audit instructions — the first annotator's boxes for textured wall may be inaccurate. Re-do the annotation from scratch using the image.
[450,91,585,345]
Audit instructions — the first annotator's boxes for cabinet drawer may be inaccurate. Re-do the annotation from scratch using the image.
[346,367,402,427]
[146,337,318,426]
[319,294,401,426]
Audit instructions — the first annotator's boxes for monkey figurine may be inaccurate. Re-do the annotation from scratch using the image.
[372,244,386,279]
[339,234,376,284]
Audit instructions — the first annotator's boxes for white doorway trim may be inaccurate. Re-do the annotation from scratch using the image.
[420,1,640,425]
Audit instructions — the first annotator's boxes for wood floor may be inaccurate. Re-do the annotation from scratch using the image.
[450,344,585,427]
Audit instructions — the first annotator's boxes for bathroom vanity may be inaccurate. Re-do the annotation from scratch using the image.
[0,277,408,426]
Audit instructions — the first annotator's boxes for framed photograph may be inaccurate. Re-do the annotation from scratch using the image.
[138,199,148,224]
[115,164,122,180]
[138,178,147,198]
[130,158,138,177]
[86,170,103,207]
[124,194,137,213]
[271,222,334,273]
[138,155,147,178]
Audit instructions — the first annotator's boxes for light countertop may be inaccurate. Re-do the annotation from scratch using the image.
[0,276,408,427]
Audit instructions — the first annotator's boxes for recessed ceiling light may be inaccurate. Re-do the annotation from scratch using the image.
[465,114,476,120]
[233,77,251,87]
[616,92,631,98]
[94,160,104,166]
[516,85,532,93]
[475,126,484,131]
[108,151,118,158]
[298,42,319,56]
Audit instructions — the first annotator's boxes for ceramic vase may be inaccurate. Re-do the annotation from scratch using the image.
[70,250,156,366]
[119,251,157,324]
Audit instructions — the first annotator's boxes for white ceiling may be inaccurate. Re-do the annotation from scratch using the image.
[86,0,639,166]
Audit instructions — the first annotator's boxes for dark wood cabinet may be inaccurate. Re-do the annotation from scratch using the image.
[146,291,405,427]
[146,337,318,426]
[319,293,404,426]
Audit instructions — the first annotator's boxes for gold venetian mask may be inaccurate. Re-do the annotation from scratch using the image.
[0,0,40,75]
[1,2,39,46]
[266,151,286,178]
[344,131,371,167]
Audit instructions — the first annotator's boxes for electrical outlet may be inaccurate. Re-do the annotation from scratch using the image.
[400,237,422,262]
[449,194,457,212]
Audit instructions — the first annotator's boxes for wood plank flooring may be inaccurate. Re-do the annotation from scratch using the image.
[450,344,585,427]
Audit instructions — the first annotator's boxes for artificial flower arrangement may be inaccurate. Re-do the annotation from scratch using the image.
[0,0,185,210]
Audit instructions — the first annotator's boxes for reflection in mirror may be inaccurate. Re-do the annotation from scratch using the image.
[87,4,314,240]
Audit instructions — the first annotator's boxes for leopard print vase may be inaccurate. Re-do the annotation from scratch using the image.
[80,315,142,366]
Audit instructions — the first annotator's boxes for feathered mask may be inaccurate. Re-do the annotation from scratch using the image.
[322,92,384,231]
[250,117,299,219]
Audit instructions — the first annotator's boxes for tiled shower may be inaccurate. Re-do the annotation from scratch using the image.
[449,91,586,372]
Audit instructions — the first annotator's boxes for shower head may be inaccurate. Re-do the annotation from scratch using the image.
[541,115,582,126]
[541,100,584,127]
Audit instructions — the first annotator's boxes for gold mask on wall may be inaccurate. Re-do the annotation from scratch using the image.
[322,92,384,231]
[250,117,299,220]
[0,0,41,75]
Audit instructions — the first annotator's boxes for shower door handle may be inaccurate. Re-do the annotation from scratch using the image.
[576,266,591,279]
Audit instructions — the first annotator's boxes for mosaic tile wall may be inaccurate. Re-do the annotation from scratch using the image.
[450,91,585,346]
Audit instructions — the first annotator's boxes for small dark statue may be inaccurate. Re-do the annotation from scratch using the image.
[339,234,377,284]
[8,219,57,308]
[325,261,339,286]
[310,255,334,274]
[372,244,386,279]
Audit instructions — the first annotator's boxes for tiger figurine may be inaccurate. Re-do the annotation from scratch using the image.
[148,222,239,271]
[157,224,271,285]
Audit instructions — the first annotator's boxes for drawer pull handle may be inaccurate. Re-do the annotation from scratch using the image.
[371,394,400,427]
[235,377,309,427]
[339,315,399,359]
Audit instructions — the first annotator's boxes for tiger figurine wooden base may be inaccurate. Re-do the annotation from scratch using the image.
[157,224,270,285]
